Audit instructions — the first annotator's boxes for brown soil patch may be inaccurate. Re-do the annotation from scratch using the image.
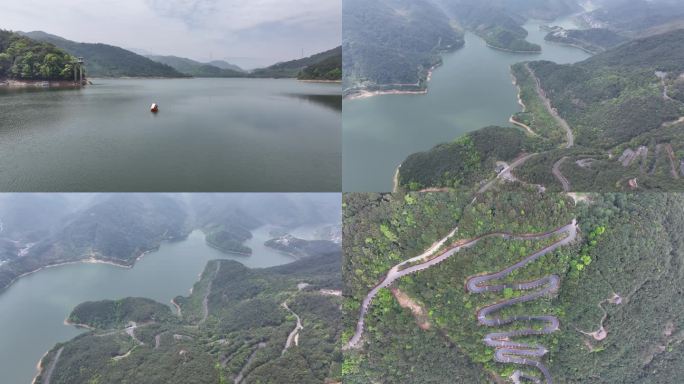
[391,288,431,330]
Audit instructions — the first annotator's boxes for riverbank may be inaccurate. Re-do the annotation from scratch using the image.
[0,79,85,89]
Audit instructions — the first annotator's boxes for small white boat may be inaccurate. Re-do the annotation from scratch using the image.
[150,103,159,113]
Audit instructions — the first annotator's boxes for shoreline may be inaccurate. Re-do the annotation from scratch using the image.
[31,350,48,384]
[0,79,85,89]
[544,38,598,54]
[0,244,167,294]
[63,318,96,330]
[485,43,542,54]
[392,165,401,193]
[345,62,440,101]
[205,240,252,257]
[509,70,538,136]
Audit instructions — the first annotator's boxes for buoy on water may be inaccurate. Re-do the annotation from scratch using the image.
[150,103,159,113]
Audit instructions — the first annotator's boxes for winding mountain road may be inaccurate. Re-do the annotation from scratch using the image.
[478,154,538,194]
[200,262,221,324]
[282,301,303,354]
[346,219,578,355]
[552,157,571,192]
[467,220,577,384]
[41,347,63,384]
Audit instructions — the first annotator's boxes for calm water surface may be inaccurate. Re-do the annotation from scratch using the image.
[0,79,341,192]
[0,225,320,384]
[343,19,591,191]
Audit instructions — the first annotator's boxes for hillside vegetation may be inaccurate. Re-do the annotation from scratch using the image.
[22,31,185,78]
[0,30,76,81]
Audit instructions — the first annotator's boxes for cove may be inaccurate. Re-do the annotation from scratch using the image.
[343,18,591,192]
[0,225,319,384]
[0,78,341,192]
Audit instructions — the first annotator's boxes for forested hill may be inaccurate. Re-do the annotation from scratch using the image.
[298,49,342,81]
[0,30,76,81]
[343,0,464,94]
[21,31,185,78]
[251,46,341,78]
[145,55,245,78]
[35,250,343,384]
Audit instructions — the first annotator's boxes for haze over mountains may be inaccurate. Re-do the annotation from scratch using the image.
[7,30,341,81]
[343,0,684,96]
[0,194,341,293]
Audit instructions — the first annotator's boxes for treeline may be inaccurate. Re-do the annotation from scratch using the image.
[0,30,76,80]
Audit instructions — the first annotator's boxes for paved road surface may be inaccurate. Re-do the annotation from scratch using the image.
[466,220,577,384]
[346,219,578,355]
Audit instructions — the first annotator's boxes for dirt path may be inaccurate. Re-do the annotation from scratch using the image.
[526,64,574,148]
[346,220,578,350]
[281,301,304,354]
[552,157,571,192]
[42,347,63,384]
[200,262,221,324]
[576,293,622,342]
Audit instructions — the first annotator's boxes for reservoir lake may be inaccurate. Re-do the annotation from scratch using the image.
[343,18,590,192]
[0,79,341,192]
[0,225,322,384]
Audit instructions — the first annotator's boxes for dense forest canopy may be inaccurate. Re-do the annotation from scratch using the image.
[0,30,76,81]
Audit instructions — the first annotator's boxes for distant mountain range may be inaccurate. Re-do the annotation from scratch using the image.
[14,30,340,80]
[144,55,245,78]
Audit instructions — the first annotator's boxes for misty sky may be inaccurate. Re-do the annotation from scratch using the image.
[0,0,341,69]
